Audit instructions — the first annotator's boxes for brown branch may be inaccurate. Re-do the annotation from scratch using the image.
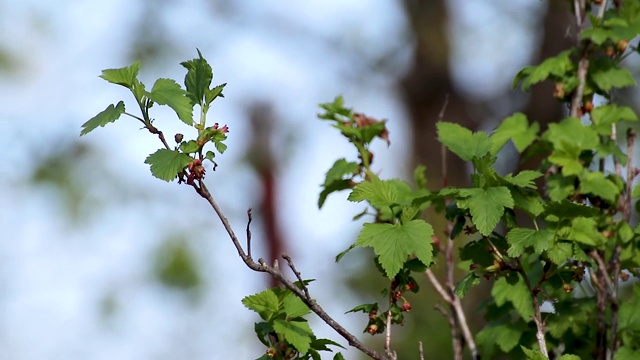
[384,308,396,360]
[246,208,253,259]
[516,260,548,358]
[192,180,388,360]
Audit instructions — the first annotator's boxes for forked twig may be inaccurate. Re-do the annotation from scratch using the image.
[192,180,388,360]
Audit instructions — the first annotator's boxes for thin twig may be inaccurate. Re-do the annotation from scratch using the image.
[246,208,253,259]
[419,341,424,360]
[425,270,452,303]
[516,260,548,358]
[193,181,388,360]
[282,253,311,299]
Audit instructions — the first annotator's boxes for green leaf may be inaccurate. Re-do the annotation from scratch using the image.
[590,60,636,91]
[144,149,193,182]
[520,346,547,360]
[615,346,640,360]
[546,241,573,264]
[514,50,574,91]
[591,105,638,136]
[545,117,599,175]
[283,294,310,318]
[100,61,141,88]
[242,289,280,321]
[492,274,534,319]
[333,353,346,360]
[544,200,599,219]
[437,122,491,161]
[273,319,313,354]
[322,159,359,187]
[355,220,434,278]
[181,49,213,106]
[454,272,480,299]
[205,83,226,105]
[214,140,227,154]
[579,171,620,203]
[511,188,545,217]
[619,285,640,331]
[318,180,353,209]
[458,187,514,236]
[557,353,584,360]
[348,174,400,208]
[147,78,193,125]
[503,170,543,189]
[563,217,604,246]
[507,228,554,257]
[179,140,200,154]
[476,321,523,353]
[80,101,125,136]
[490,113,539,154]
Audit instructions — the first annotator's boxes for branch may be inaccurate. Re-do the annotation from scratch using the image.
[516,260,548,358]
[193,181,389,360]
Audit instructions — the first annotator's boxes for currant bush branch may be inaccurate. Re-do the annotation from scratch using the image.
[193,180,389,360]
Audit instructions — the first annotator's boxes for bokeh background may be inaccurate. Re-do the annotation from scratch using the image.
[0,0,580,358]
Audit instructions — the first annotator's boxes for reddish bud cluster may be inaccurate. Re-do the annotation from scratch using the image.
[353,113,390,145]
[186,158,206,185]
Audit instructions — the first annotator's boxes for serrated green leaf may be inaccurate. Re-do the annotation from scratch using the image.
[310,337,345,351]
[515,50,574,91]
[564,217,604,246]
[558,355,581,360]
[579,171,620,203]
[80,101,125,136]
[580,28,616,44]
[179,140,200,153]
[511,188,545,217]
[323,159,359,187]
[100,61,141,88]
[144,149,193,182]
[503,170,543,189]
[492,274,534,319]
[318,180,353,209]
[214,140,227,154]
[454,272,480,299]
[458,187,514,236]
[590,60,636,91]
[546,117,599,150]
[181,49,213,106]
[147,78,193,125]
[476,321,523,353]
[544,200,599,219]
[283,293,310,318]
[591,105,638,136]
[273,319,313,354]
[355,220,434,278]
[619,285,640,331]
[507,228,554,257]
[615,346,640,360]
[242,289,280,321]
[546,241,573,264]
[205,83,226,105]
[437,122,491,161]
[490,113,539,154]
[520,346,547,360]
[348,174,399,208]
